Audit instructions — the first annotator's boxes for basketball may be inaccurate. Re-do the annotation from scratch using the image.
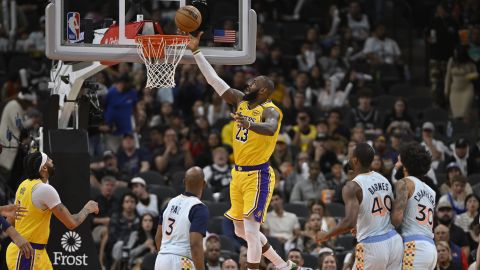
[175,5,202,33]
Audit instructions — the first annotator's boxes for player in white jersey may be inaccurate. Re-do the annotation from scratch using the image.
[317,143,403,270]
[154,167,209,270]
[391,142,437,270]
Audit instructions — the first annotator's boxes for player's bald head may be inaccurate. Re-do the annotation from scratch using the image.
[184,166,205,191]
[257,75,274,94]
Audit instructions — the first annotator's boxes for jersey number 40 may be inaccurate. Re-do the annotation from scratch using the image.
[371,195,392,216]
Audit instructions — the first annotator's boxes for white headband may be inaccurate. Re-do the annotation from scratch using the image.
[39,152,48,172]
[18,92,37,102]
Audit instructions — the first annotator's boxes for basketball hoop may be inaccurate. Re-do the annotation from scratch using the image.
[135,34,190,89]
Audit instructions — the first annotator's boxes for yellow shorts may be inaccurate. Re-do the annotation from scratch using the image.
[225,164,275,223]
[6,242,53,270]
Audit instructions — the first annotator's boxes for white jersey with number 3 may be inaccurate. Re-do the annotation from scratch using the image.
[402,176,436,238]
[353,171,394,242]
[159,194,203,259]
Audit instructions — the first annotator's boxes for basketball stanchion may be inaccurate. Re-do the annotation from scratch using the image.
[135,35,190,89]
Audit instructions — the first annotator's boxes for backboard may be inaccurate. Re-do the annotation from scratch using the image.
[45,0,256,64]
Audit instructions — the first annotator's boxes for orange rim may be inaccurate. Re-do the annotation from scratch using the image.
[135,34,189,58]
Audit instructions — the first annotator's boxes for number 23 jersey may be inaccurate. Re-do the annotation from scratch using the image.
[159,193,209,259]
[232,100,282,166]
[353,171,395,242]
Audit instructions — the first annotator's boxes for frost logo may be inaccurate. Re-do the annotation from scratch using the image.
[53,231,88,266]
[61,231,82,252]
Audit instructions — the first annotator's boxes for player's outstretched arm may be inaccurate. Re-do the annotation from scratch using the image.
[232,107,280,136]
[391,179,409,228]
[155,224,163,251]
[190,232,205,270]
[317,181,361,243]
[52,200,99,230]
[187,32,244,106]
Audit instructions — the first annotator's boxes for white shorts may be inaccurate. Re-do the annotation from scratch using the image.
[353,230,403,270]
[155,253,195,270]
[402,237,437,270]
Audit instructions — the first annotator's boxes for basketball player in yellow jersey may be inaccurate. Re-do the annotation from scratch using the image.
[6,152,99,270]
[189,32,299,270]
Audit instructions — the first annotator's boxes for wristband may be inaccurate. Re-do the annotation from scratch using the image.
[192,49,201,55]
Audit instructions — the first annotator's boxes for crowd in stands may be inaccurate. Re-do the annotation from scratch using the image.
[0,0,480,269]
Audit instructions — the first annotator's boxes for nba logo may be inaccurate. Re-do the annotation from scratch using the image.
[67,12,80,42]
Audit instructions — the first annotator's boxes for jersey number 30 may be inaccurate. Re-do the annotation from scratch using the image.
[235,127,249,142]
[416,204,434,227]
[371,195,392,216]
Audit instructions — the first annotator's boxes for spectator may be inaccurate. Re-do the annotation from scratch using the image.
[319,45,346,79]
[292,111,317,153]
[308,200,336,232]
[301,213,325,253]
[203,146,232,195]
[205,237,223,270]
[154,128,194,177]
[455,194,479,232]
[297,42,317,72]
[318,252,337,270]
[426,4,459,106]
[439,175,470,215]
[287,248,313,270]
[290,162,327,204]
[117,134,150,178]
[90,150,126,188]
[325,161,347,196]
[109,193,140,269]
[222,259,238,270]
[124,213,157,268]
[434,230,465,270]
[384,131,402,165]
[326,110,350,140]
[238,246,248,270]
[421,122,449,170]
[284,153,310,197]
[310,134,339,175]
[441,162,474,196]
[348,91,381,133]
[444,46,478,121]
[263,191,301,245]
[317,78,351,111]
[103,75,138,152]
[371,153,388,179]
[195,132,223,168]
[373,135,394,172]
[436,240,460,270]
[346,1,370,42]
[382,98,415,135]
[435,200,470,259]
[363,23,401,65]
[271,134,295,169]
[283,91,314,127]
[130,177,159,217]
[446,139,479,176]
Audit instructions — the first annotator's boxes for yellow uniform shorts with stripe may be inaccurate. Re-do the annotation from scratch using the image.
[6,242,53,270]
[225,165,275,223]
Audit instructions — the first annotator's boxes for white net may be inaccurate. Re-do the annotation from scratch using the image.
[135,36,189,89]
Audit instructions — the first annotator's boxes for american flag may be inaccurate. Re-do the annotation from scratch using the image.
[213,29,236,43]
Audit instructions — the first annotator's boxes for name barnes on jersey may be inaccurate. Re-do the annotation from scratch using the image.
[413,189,435,206]
[368,182,389,195]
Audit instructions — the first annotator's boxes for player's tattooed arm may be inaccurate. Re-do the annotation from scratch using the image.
[391,178,410,228]
[232,107,280,136]
[318,181,361,242]
[52,200,98,230]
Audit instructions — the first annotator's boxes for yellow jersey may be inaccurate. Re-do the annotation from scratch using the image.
[14,179,53,244]
[232,100,282,166]
[292,125,317,152]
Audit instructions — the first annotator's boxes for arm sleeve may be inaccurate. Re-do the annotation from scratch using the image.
[32,184,62,209]
[188,204,209,236]
[0,216,11,232]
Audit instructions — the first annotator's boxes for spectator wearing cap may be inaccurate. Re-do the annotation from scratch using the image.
[434,224,467,270]
[440,162,474,196]
[446,139,479,176]
[290,161,327,204]
[270,133,295,170]
[103,74,138,152]
[348,91,381,134]
[454,194,480,233]
[382,98,415,135]
[439,175,471,215]
[130,177,159,217]
[310,134,339,175]
[262,191,301,246]
[203,146,232,195]
[204,235,223,270]
[421,122,449,170]
[291,111,317,153]
[116,134,150,178]
[0,89,37,181]
[435,199,470,260]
